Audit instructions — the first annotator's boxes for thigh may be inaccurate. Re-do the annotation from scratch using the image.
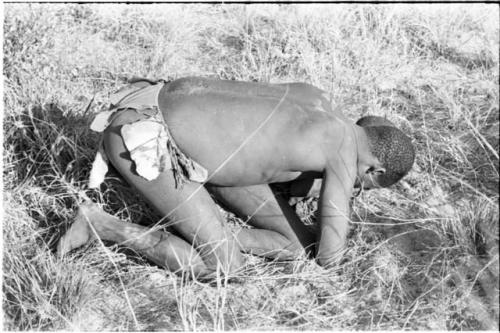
[206,184,316,251]
[102,110,243,271]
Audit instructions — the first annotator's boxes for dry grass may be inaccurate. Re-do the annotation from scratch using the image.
[3,3,499,330]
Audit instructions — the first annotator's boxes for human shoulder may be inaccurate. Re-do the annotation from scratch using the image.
[278,82,329,100]
[320,118,358,166]
[282,81,325,94]
[290,115,356,173]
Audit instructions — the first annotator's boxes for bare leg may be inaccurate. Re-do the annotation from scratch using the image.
[206,184,317,260]
[101,110,244,274]
[58,202,210,277]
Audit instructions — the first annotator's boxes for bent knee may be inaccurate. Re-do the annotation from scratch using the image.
[279,240,308,260]
[196,237,245,275]
[266,231,315,260]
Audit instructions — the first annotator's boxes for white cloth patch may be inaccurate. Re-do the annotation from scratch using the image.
[121,120,171,181]
[90,110,115,132]
[88,150,109,188]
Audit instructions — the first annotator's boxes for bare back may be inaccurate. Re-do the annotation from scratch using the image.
[159,77,351,186]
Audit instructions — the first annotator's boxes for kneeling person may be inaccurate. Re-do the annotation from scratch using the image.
[58,77,415,278]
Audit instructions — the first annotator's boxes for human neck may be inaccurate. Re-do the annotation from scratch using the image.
[353,125,371,157]
[353,125,379,170]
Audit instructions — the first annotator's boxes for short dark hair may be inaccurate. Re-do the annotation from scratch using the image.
[356,115,395,127]
[362,125,415,187]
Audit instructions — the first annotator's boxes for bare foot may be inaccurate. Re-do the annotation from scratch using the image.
[57,203,98,256]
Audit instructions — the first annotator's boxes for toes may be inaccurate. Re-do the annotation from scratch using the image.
[57,207,95,256]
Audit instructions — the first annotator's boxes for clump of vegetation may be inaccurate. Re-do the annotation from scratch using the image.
[3,4,498,330]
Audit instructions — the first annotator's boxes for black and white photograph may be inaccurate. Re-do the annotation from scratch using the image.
[2,2,499,331]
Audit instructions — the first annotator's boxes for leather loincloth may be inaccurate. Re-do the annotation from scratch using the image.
[88,79,208,189]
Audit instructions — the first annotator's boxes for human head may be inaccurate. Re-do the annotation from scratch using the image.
[355,116,415,189]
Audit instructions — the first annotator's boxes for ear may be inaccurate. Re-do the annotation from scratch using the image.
[366,165,385,175]
[365,158,385,175]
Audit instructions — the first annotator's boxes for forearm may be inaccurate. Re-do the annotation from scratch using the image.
[316,216,349,267]
[316,170,353,267]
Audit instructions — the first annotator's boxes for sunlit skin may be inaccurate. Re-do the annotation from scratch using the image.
[58,77,386,278]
